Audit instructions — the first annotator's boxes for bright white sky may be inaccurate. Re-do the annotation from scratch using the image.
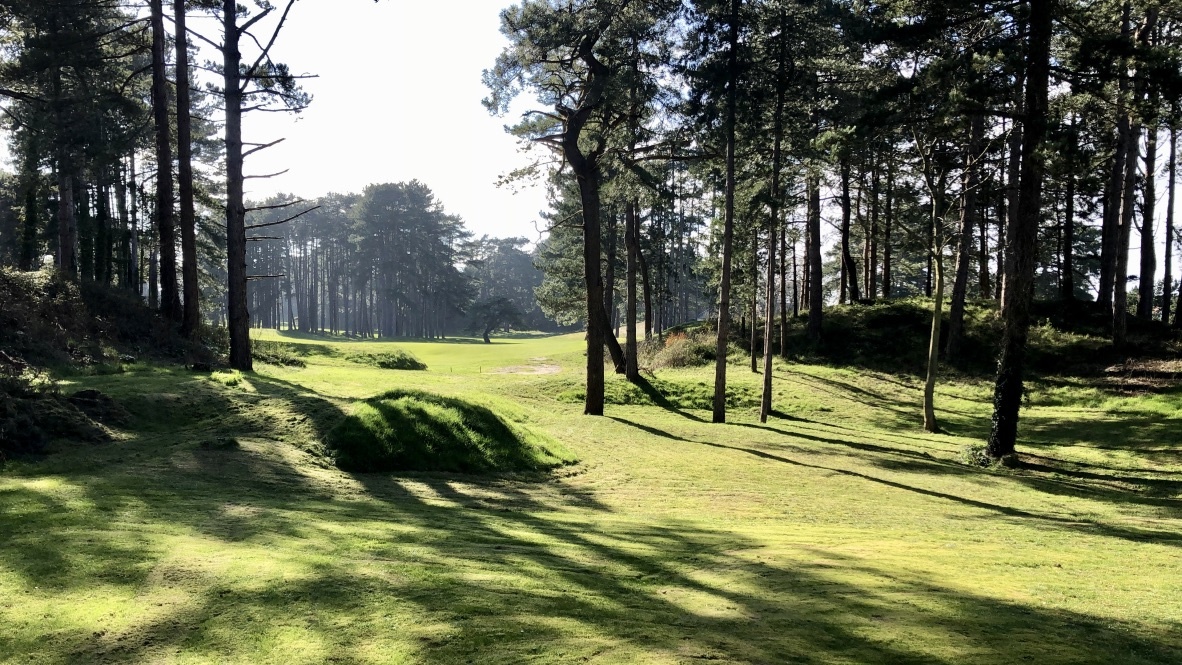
[219,0,549,242]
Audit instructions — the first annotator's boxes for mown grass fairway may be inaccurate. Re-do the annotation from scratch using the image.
[2,332,1180,664]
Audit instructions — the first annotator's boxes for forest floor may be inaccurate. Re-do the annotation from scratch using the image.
[1,331,1180,664]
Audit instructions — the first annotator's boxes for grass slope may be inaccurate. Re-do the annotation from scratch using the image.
[1,332,1180,664]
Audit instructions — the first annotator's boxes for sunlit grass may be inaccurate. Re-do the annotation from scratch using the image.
[1,332,1179,663]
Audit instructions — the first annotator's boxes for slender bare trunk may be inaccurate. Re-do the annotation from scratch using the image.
[945,114,984,362]
[924,252,945,433]
[807,174,823,342]
[625,200,640,382]
[712,0,739,424]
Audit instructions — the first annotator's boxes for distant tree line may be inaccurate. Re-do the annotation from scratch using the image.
[238,181,560,339]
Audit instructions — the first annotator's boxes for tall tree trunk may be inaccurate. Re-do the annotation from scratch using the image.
[128,152,140,294]
[624,200,640,382]
[945,114,984,363]
[807,173,823,342]
[1100,3,1133,313]
[869,156,880,299]
[1165,126,1177,326]
[749,244,758,373]
[151,0,180,321]
[1115,117,1146,348]
[883,159,894,298]
[840,158,860,302]
[712,0,739,424]
[604,210,619,333]
[1137,124,1158,321]
[176,0,201,336]
[639,240,652,341]
[56,167,77,278]
[1061,131,1077,301]
[779,223,788,356]
[19,157,39,271]
[986,0,1051,459]
[762,25,786,422]
[223,0,252,370]
[924,251,945,433]
[1001,51,1026,313]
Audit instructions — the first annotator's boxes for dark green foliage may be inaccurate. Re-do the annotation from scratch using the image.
[466,297,523,343]
[251,341,309,368]
[1,373,109,459]
[344,350,427,371]
[325,389,574,473]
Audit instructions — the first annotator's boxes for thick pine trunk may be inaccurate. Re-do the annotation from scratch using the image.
[151,0,180,321]
[56,168,77,277]
[1166,127,1177,326]
[986,0,1051,459]
[224,0,252,370]
[176,0,201,336]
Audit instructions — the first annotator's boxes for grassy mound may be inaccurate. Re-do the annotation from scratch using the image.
[345,350,427,371]
[326,389,574,473]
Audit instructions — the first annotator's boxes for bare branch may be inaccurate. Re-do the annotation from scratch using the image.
[244,169,290,180]
[244,206,321,230]
[246,198,304,212]
[242,138,285,158]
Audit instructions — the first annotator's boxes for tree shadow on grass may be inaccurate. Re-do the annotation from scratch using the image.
[610,417,1182,548]
[12,460,1179,665]
[3,373,1181,663]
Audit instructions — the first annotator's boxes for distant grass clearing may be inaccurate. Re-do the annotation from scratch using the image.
[327,388,575,473]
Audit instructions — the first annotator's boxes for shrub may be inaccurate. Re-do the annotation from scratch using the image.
[649,330,718,369]
[345,350,427,371]
[251,340,307,367]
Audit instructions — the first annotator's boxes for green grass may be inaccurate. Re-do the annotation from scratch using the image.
[1,332,1180,663]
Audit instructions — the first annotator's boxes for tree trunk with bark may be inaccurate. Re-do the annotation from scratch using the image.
[945,114,984,363]
[712,0,739,424]
[624,200,640,382]
[807,174,823,342]
[1137,124,1158,321]
[986,0,1051,459]
[223,0,252,370]
[151,0,180,321]
[176,0,200,336]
